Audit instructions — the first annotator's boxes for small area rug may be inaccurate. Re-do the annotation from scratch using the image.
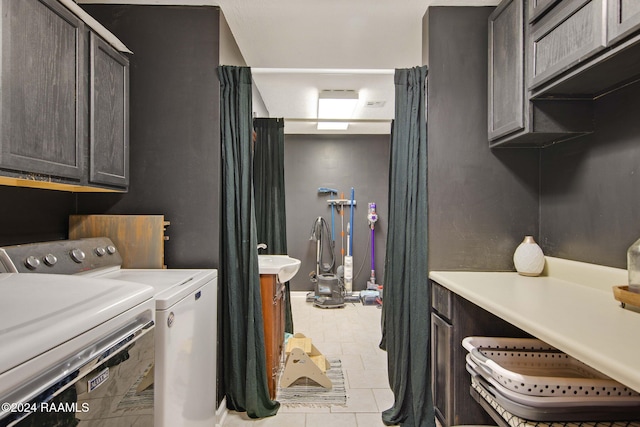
[276,358,347,407]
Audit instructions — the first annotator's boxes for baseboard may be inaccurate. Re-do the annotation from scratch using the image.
[215,397,228,427]
[291,290,362,298]
[291,290,313,298]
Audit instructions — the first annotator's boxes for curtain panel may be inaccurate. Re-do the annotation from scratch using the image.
[380,66,433,427]
[218,65,279,418]
[253,117,293,333]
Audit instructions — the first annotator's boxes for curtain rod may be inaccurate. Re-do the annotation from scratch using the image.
[284,118,391,123]
[251,68,395,75]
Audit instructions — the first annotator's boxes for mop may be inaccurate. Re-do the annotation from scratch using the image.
[344,188,355,295]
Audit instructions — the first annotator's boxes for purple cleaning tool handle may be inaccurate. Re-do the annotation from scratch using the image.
[371,227,375,272]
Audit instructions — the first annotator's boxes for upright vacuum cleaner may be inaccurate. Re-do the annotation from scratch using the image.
[309,189,345,308]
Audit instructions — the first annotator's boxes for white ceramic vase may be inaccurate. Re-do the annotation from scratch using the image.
[513,235,544,276]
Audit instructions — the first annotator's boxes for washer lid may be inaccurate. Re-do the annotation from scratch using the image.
[95,269,217,310]
[0,273,154,376]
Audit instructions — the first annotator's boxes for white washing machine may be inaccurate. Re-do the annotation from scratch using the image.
[0,273,156,427]
[0,238,217,427]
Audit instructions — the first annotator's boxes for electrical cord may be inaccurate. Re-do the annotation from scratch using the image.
[308,216,335,273]
[353,222,372,282]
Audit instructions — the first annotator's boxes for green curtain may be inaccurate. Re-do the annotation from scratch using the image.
[218,66,279,418]
[380,66,433,427]
[252,117,294,334]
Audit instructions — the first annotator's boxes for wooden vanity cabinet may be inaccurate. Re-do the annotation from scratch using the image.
[431,280,530,427]
[260,274,286,399]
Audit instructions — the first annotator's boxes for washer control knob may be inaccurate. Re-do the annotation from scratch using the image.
[25,256,40,270]
[43,254,58,266]
[70,249,86,263]
[106,245,117,255]
[95,247,106,257]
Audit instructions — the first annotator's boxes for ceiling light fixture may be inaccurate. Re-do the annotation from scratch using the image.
[317,121,349,130]
[317,90,359,130]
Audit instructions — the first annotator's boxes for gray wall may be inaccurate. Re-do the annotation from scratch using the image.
[425,7,540,271]
[3,4,637,278]
[284,134,389,291]
[540,81,640,268]
[77,5,222,269]
[0,186,74,246]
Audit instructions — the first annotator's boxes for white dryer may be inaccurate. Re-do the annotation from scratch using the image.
[87,268,217,427]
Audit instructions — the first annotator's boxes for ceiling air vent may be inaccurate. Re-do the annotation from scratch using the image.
[365,101,386,108]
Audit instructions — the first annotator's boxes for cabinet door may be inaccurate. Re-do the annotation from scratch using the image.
[0,0,85,179]
[607,0,640,45]
[528,0,561,23]
[488,0,524,141]
[431,312,453,427]
[89,33,129,187]
[530,0,606,89]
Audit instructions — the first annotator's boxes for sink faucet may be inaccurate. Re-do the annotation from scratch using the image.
[257,243,267,251]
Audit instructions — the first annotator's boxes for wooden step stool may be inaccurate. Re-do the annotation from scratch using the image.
[280,333,332,389]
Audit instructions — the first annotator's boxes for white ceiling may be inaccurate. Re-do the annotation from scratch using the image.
[81,0,500,134]
[216,0,500,134]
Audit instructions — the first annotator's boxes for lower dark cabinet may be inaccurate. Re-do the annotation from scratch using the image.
[432,311,453,424]
[430,280,530,427]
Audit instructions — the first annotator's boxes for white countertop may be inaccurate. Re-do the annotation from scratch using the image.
[429,257,640,393]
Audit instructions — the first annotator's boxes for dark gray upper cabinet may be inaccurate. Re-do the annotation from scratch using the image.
[529,0,606,90]
[530,0,640,98]
[489,0,525,141]
[489,0,594,148]
[0,0,85,180]
[528,0,561,23]
[607,0,640,45]
[89,33,129,188]
[0,0,129,191]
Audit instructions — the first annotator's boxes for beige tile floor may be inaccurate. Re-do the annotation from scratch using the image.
[222,292,397,426]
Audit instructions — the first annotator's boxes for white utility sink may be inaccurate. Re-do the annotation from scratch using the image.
[258,255,301,283]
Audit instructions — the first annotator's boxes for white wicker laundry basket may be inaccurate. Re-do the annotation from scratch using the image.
[462,336,639,398]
